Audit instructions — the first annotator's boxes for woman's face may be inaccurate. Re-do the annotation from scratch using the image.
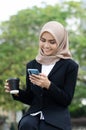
[39,32,58,56]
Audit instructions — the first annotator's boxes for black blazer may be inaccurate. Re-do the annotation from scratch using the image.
[13,59,78,130]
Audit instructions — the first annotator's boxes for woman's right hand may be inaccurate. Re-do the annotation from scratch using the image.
[4,80,11,93]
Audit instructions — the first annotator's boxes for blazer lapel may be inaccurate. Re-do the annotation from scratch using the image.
[34,59,65,77]
[48,59,64,78]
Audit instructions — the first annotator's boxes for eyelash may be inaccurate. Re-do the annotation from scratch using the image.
[50,41,56,44]
[40,38,56,44]
[40,38,45,42]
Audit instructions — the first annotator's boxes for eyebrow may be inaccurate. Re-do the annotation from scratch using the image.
[41,37,56,41]
[49,39,56,41]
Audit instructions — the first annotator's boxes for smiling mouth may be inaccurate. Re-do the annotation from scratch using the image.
[44,51,50,54]
[42,49,51,54]
[44,49,51,52]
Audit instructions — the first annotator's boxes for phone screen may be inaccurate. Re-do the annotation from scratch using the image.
[27,69,39,75]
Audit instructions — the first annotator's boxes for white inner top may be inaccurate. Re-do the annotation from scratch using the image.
[30,64,55,120]
[42,64,55,76]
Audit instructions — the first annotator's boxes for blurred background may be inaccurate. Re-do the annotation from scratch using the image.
[0,0,86,130]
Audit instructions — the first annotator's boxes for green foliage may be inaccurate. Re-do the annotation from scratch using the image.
[0,1,86,116]
[70,106,86,118]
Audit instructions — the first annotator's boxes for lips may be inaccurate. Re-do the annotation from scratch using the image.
[44,49,51,52]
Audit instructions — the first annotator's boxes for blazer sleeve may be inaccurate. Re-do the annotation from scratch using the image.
[48,62,79,107]
[13,62,35,105]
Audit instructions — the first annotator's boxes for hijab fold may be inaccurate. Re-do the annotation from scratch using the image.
[36,21,72,65]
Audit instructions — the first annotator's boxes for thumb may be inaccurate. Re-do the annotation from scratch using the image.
[39,73,46,77]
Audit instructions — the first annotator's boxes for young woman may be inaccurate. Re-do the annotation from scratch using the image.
[5,21,78,130]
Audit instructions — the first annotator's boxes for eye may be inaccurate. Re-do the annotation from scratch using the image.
[40,38,46,42]
[49,40,56,44]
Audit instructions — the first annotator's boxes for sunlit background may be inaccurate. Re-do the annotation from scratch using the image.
[0,0,86,130]
[0,0,81,22]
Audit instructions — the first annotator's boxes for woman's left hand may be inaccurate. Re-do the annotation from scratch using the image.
[29,73,51,89]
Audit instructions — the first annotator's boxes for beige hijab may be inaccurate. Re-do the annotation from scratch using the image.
[36,21,72,65]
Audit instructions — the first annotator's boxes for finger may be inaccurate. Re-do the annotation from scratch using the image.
[30,77,38,83]
[4,85,10,91]
[32,74,40,78]
[30,74,40,80]
[5,79,9,83]
[4,86,9,89]
[39,73,46,77]
[5,90,10,93]
[5,82,9,86]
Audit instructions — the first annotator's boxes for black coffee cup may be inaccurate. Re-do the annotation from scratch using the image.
[7,78,20,94]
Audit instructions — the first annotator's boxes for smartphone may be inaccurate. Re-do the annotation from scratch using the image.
[27,69,39,75]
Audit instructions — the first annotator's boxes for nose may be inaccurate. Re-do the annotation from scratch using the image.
[44,41,49,48]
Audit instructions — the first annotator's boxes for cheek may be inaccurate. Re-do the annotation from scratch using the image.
[39,42,43,48]
[52,44,58,50]
[52,45,58,53]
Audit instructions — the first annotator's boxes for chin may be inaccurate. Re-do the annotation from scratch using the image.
[45,53,51,56]
[44,52,51,55]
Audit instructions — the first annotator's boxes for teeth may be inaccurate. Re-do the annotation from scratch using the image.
[45,50,50,51]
